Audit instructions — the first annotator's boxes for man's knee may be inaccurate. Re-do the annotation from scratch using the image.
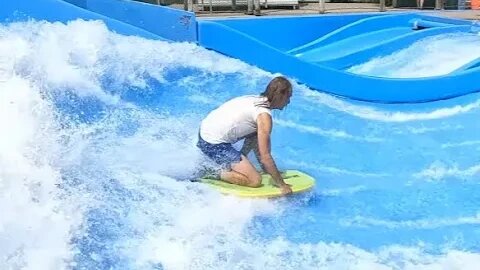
[247,173,262,188]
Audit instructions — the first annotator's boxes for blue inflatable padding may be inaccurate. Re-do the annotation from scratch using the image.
[209,13,381,52]
[66,0,197,42]
[0,0,165,40]
[296,27,412,62]
[288,13,415,55]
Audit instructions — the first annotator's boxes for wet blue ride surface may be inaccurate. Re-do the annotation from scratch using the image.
[2,0,480,269]
[60,68,480,268]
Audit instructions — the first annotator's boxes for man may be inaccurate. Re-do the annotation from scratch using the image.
[197,76,293,195]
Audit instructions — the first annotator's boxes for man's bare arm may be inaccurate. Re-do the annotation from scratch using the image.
[256,113,287,188]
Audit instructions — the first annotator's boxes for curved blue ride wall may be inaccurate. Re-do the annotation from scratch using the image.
[198,14,478,103]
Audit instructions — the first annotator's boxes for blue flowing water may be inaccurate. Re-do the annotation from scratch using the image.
[1,19,480,270]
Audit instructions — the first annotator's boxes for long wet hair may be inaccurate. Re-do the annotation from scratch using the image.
[257,76,292,108]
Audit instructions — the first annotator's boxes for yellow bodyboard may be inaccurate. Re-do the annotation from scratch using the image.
[200,170,315,198]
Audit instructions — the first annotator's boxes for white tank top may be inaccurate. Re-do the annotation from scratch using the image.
[200,95,272,144]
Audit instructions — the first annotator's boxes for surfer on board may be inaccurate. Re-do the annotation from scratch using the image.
[197,76,293,195]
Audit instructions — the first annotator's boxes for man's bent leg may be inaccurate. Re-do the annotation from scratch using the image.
[220,170,250,186]
[220,155,262,187]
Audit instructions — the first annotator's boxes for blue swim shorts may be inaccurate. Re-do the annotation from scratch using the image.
[197,134,242,169]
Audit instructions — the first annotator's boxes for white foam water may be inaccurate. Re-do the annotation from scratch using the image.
[0,74,83,269]
[348,33,480,78]
[300,88,480,123]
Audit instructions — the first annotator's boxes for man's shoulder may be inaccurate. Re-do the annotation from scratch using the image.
[236,94,259,100]
[226,95,261,104]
